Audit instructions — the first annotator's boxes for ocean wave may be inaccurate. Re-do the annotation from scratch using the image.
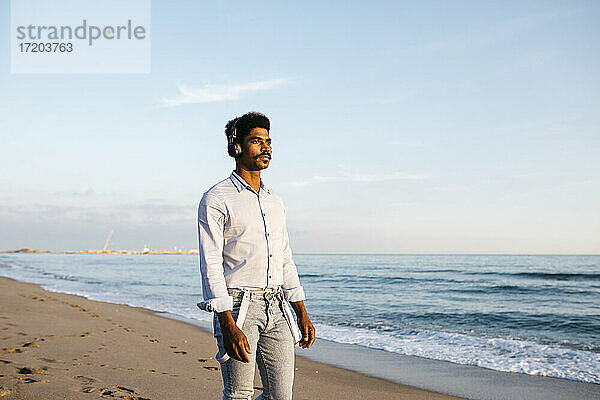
[465,271,600,281]
[38,271,103,285]
[0,259,30,270]
[442,284,597,296]
[401,268,464,274]
[376,310,600,332]
[302,270,600,283]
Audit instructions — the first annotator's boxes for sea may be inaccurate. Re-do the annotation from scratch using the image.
[1,253,599,386]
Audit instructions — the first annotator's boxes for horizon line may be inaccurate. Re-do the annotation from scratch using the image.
[2,249,598,256]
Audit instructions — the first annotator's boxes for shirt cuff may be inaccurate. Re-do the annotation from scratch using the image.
[282,286,306,303]
[196,295,233,313]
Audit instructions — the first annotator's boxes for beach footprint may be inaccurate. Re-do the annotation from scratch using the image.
[36,357,60,363]
[3,347,23,354]
[94,384,151,399]
[73,375,97,385]
[73,376,142,395]
[9,366,50,385]
[143,334,159,343]
[17,366,48,376]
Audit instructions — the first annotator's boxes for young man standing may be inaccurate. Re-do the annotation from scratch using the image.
[197,112,315,400]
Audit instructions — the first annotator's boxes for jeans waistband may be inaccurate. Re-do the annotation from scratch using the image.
[228,287,282,301]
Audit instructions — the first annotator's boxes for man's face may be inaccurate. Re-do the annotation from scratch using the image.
[237,127,272,171]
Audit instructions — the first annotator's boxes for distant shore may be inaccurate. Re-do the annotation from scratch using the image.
[0,248,199,255]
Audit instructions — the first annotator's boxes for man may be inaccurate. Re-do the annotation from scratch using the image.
[197,111,315,400]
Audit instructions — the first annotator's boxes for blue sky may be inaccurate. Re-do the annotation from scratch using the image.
[1,1,599,253]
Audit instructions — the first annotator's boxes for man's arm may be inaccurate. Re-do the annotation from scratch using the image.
[280,205,306,302]
[290,300,315,349]
[197,192,231,312]
[280,204,315,349]
[198,192,251,362]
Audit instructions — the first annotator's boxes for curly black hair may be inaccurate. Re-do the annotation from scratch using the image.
[225,111,270,144]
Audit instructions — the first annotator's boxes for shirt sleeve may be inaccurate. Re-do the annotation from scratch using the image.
[281,204,306,302]
[197,192,233,313]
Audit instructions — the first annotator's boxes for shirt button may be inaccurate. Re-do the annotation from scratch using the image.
[269,254,273,258]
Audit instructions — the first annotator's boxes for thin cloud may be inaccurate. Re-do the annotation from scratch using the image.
[0,199,195,226]
[390,140,425,148]
[161,78,290,106]
[53,188,96,198]
[293,171,429,186]
[390,202,421,207]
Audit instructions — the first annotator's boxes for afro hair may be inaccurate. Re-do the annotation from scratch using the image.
[225,111,270,144]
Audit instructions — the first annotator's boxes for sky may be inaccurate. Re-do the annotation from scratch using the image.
[1,1,599,254]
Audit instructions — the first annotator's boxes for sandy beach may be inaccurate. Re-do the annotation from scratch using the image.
[0,276,465,400]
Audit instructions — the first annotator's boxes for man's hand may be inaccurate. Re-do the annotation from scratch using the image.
[290,300,316,349]
[297,314,316,348]
[217,311,252,363]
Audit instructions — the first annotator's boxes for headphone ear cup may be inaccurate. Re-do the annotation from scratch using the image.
[234,143,242,158]
[228,142,243,158]
[227,124,243,158]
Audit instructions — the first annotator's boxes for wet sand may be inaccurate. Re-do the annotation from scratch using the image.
[0,276,465,399]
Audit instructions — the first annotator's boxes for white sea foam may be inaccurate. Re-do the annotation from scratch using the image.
[314,323,600,384]
[41,286,214,324]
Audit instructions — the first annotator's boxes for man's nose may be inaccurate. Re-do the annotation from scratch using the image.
[261,142,271,152]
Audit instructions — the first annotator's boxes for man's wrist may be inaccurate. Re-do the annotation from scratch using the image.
[217,310,236,329]
[290,300,308,318]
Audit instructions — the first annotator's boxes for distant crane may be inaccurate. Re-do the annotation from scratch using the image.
[102,230,114,252]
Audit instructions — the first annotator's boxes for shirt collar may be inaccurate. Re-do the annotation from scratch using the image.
[229,170,271,195]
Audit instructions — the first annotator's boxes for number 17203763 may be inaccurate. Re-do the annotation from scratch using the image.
[19,42,73,52]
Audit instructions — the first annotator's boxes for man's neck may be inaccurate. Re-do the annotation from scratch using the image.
[234,166,262,193]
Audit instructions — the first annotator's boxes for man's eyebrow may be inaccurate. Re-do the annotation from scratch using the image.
[247,136,271,141]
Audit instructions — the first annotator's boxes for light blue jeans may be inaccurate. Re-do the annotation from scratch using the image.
[213,289,295,400]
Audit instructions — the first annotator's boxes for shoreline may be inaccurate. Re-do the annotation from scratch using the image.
[2,277,598,400]
[0,276,464,399]
[1,259,599,399]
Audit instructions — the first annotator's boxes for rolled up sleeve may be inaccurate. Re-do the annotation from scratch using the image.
[197,192,232,313]
[281,205,306,303]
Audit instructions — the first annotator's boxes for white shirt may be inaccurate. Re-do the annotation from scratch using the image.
[197,170,306,313]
